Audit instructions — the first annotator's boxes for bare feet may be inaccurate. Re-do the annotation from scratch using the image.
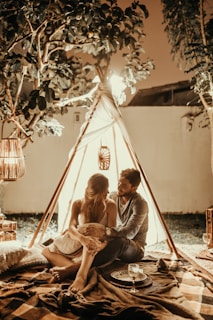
[69,275,87,292]
[49,264,79,283]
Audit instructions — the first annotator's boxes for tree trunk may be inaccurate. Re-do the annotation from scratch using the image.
[209,108,213,176]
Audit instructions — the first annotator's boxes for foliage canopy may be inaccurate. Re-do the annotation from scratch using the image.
[0,0,153,144]
[161,0,213,123]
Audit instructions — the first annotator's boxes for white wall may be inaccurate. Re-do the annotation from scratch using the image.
[122,107,213,213]
[1,106,213,214]
[1,110,86,214]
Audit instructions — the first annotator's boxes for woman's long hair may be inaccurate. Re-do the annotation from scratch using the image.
[81,173,109,223]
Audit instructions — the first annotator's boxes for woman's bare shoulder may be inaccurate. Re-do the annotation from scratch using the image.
[106,198,116,207]
[106,197,115,203]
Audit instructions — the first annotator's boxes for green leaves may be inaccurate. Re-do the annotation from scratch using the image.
[161,0,213,94]
[161,0,212,130]
[0,0,153,143]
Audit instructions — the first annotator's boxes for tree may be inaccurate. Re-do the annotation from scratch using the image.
[0,0,153,147]
[161,0,213,173]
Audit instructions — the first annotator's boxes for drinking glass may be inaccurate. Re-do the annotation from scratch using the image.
[128,263,140,293]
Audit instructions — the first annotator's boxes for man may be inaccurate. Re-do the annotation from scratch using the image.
[48,168,149,291]
[93,168,149,265]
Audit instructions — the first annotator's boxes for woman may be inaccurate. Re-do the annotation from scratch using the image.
[42,173,116,292]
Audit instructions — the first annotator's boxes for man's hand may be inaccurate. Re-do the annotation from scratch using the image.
[105,227,118,238]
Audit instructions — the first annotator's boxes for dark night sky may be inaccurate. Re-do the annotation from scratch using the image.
[114,0,191,102]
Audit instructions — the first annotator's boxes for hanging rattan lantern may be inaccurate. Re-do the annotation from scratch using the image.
[98,145,110,170]
[0,138,25,181]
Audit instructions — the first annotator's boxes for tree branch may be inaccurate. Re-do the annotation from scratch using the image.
[199,93,213,111]
[54,83,99,107]
[4,77,15,114]
[14,66,28,109]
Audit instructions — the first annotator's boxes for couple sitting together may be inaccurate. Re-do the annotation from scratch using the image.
[42,168,149,292]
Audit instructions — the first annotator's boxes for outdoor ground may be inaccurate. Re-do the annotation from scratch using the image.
[3,212,212,279]
[162,213,206,245]
[5,212,206,246]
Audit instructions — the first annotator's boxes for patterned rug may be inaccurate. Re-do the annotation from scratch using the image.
[1,251,211,320]
[147,251,213,320]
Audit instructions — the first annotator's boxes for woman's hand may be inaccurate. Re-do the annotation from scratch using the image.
[61,229,68,235]
[87,239,107,256]
[81,235,107,255]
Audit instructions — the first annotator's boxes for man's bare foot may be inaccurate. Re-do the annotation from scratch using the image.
[69,276,87,292]
[49,264,79,283]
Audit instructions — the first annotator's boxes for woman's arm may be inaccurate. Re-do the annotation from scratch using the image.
[68,200,82,239]
[68,200,103,253]
[106,199,117,228]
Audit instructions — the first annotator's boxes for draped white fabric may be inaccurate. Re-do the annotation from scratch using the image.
[57,86,168,246]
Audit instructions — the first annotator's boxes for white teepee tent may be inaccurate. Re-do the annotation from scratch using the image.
[30,83,178,257]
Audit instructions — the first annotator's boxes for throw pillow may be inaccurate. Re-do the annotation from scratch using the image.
[0,241,28,274]
[11,245,48,270]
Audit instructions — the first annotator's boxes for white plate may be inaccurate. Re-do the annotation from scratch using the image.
[110,270,147,283]
[208,248,213,254]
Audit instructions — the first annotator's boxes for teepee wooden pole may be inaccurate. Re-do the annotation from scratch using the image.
[112,126,119,181]
[130,148,179,258]
[29,92,102,247]
[108,93,180,258]
[100,86,179,257]
[60,144,88,232]
[38,143,89,243]
[123,136,179,257]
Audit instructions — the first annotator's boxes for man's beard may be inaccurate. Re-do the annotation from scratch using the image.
[118,190,133,198]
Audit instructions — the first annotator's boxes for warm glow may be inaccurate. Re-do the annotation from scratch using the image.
[3,158,18,164]
[109,74,126,96]
[108,74,127,105]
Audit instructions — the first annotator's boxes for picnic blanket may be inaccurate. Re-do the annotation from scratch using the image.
[196,249,213,261]
[170,260,213,320]
[0,257,205,320]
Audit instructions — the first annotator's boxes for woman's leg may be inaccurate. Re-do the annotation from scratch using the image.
[69,246,95,292]
[69,240,107,292]
[42,247,80,282]
[42,246,73,267]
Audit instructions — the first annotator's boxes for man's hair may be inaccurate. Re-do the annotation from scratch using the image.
[120,168,141,187]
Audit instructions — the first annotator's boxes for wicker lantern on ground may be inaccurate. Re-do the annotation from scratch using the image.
[0,138,25,181]
[98,145,110,170]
